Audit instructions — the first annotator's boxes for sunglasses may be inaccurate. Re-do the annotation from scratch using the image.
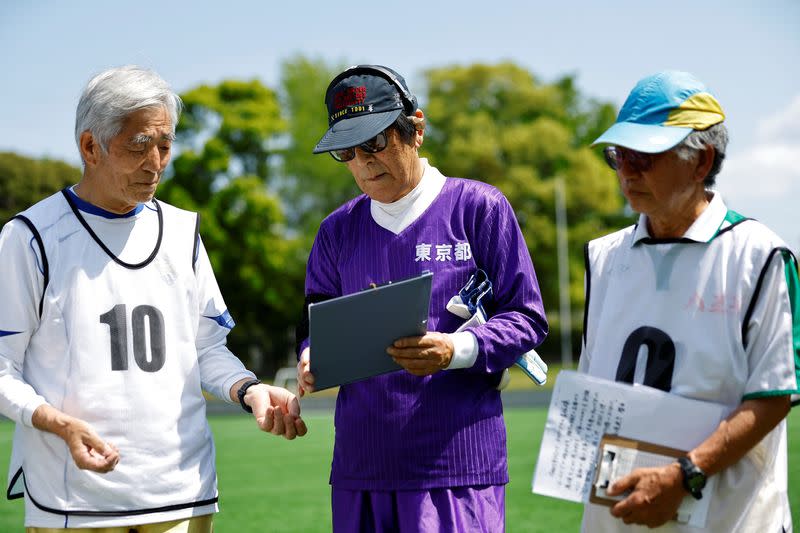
[603,146,654,173]
[330,130,389,162]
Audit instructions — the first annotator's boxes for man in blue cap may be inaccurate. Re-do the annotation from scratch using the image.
[579,70,799,531]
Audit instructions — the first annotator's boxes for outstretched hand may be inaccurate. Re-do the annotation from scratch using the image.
[244,383,308,440]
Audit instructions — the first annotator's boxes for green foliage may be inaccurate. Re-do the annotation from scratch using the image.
[159,79,302,374]
[178,79,285,184]
[1,58,629,371]
[422,63,624,358]
[202,176,306,365]
[0,152,80,223]
[278,55,360,239]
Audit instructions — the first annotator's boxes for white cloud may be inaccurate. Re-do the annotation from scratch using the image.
[717,95,800,250]
[756,94,800,143]
[720,94,800,200]
[722,143,800,198]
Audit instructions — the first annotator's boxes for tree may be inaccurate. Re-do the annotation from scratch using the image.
[157,64,362,376]
[2,59,629,368]
[421,63,625,359]
[0,152,80,223]
[158,80,304,375]
[278,55,360,240]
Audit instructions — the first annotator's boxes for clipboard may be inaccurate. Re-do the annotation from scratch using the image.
[308,271,432,391]
[590,434,686,506]
[532,371,725,528]
[590,434,714,526]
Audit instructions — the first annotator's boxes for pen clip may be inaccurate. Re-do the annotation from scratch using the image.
[458,270,492,315]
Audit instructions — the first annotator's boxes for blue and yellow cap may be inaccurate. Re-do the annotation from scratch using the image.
[592,71,725,153]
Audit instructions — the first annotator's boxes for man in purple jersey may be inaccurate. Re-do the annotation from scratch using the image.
[295,65,549,532]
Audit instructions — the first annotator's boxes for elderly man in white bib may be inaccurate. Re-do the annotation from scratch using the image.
[579,70,799,532]
[0,65,307,532]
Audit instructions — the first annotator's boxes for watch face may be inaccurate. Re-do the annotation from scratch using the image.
[679,457,706,498]
[687,472,706,491]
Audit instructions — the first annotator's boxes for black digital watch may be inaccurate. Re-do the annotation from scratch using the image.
[678,456,707,500]
[237,379,262,413]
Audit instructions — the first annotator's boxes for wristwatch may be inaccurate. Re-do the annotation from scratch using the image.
[236,379,262,413]
[677,456,707,500]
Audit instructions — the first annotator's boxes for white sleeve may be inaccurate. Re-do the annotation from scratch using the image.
[743,250,798,398]
[0,220,49,426]
[446,331,479,369]
[194,237,255,402]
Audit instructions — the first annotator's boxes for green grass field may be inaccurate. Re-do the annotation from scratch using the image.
[1,407,799,532]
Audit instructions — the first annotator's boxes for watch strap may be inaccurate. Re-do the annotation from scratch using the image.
[678,456,706,500]
[237,379,262,413]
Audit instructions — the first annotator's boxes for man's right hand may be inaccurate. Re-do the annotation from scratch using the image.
[32,404,119,473]
[297,347,315,397]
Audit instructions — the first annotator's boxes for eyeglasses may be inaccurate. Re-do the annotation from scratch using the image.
[330,130,389,162]
[603,146,654,173]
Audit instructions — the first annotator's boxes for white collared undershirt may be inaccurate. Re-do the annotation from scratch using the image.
[369,158,478,369]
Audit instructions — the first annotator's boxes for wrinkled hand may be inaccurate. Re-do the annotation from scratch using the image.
[297,347,315,397]
[62,418,120,473]
[386,332,453,377]
[608,463,686,527]
[245,383,308,440]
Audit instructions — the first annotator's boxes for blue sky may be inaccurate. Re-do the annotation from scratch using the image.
[1,0,797,249]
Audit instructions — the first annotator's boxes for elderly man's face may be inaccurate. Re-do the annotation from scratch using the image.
[345,128,421,203]
[615,147,705,220]
[87,106,174,213]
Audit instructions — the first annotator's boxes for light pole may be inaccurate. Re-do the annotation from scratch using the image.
[554,176,572,367]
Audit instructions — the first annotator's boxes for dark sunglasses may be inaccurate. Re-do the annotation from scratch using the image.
[603,146,654,172]
[330,130,389,162]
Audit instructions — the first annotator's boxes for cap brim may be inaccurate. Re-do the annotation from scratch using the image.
[591,122,692,153]
[313,110,402,154]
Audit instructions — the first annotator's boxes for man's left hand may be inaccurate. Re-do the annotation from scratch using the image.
[607,463,686,528]
[244,384,308,440]
[387,332,453,376]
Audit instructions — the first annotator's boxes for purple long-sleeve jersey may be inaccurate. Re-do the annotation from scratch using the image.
[304,176,548,490]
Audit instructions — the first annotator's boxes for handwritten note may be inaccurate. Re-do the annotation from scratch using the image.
[531,371,727,503]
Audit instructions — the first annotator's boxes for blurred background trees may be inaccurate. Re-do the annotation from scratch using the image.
[422,63,625,356]
[0,58,625,376]
[0,152,80,222]
[156,78,303,373]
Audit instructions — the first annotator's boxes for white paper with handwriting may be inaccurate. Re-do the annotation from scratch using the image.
[531,371,727,505]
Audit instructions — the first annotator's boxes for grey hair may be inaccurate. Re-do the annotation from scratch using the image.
[391,114,417,145]
[75,65,182,157]
[673,123,728,187]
